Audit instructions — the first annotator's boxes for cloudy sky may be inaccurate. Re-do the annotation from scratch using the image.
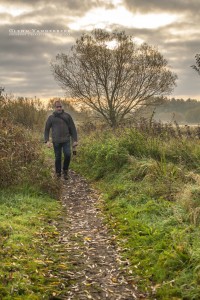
[0,0,199,101]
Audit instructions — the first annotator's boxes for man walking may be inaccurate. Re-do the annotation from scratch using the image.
[44,100,78,179]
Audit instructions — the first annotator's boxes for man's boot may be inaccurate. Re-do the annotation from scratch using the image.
[63,170,69,180]
[56,172,61,179]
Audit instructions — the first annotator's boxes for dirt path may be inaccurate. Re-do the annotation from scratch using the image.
[57,170,146,300]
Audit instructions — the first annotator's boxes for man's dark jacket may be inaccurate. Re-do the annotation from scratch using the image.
[44,110,77,143]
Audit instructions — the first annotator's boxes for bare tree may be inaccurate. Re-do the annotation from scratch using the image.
[51,30,177,127]
[0,87,4,96]
[191,54,200,75]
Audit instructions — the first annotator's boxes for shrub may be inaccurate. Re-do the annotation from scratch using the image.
[78,134,128,179]
[0,118,60,198]
[0,95,46,131]
[118,128,148,157]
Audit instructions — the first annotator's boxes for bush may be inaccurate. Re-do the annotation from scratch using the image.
[118,128,148,157]
[0,118,60,198]
[0,95,46,131]
[0,118,39,186]
[78,133,128,179]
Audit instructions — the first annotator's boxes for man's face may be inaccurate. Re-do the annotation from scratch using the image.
[55,103,62,112]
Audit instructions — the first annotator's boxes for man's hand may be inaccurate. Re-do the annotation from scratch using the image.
[46,141,52,148]
[72,141,78,148]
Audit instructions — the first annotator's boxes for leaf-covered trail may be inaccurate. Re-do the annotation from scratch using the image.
[58,170,146,300]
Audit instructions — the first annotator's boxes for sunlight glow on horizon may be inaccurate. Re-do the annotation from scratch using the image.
[68,6,179,31]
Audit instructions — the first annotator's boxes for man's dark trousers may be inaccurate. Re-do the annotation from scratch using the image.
[53,141,71,174]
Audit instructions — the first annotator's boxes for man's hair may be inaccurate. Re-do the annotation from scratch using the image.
[54,100,62,107]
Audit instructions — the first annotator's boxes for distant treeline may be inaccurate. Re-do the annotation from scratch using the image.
[154,98,200,124]
[1,94,200,126]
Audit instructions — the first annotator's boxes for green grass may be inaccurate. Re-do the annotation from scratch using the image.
[0,117,73,299]
[0,186,71,299]
[100,172,200,299]
[42,145,55,160]
[72,128,200,299]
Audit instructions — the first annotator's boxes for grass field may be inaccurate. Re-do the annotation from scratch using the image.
[0,185,74,299]
[0,118,72,299]
[72,126,200,299]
